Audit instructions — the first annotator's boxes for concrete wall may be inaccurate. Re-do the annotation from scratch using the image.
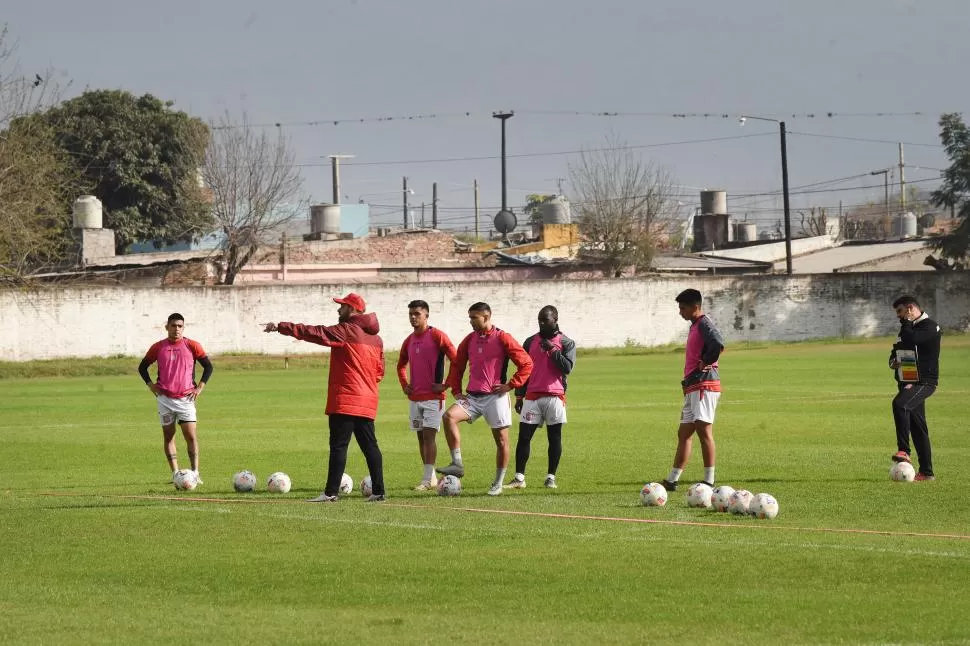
[2,273,969,361]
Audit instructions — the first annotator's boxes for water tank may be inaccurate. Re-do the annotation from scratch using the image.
[738,223,757,242]
[72,195,103,229]
[897,212,918,238]
[539,196,571,224]
[310,204,341,235]
[700,190,728,215]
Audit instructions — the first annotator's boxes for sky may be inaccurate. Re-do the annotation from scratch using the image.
[5,0,969,233]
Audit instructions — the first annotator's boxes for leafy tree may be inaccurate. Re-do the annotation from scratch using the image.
[29,89,212,252]
[930,112,970,269]
[524,193,553,226]
[568,135,681,277]
[202,111,306,285]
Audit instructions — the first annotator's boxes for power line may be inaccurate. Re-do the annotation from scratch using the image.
[788,131,941,148]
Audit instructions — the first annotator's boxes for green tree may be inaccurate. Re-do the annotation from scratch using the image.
[524,193,553,226]
[29,89,212,252]
[931,112,970,269]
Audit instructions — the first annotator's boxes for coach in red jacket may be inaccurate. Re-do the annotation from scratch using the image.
[263,292,387,502]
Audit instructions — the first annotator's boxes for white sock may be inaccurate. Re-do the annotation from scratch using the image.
[451,448,463,465]
[495,468,507,486]
[514,472,525,482]
[546,473,555,481]
[704,467,715,484]
[667,468,683,482]
[423,464,435,481]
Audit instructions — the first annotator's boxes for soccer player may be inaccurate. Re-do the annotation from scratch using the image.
[888,295,942,481]
[660,289,724,492]
[263,292,387,502]
[505,305,576,490]
[138,313,213,484]
[437,302,533,496]
[397,299,457,491]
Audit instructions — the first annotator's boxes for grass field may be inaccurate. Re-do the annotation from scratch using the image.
[2,337,970,645]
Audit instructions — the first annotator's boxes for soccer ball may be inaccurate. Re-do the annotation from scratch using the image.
[711,485,736,512]
[173,469,198,491]
[640,482,668,507]
[728,489,754,515]
[437,474,462,497]
[266,471,292,494]
[339,473,354,494]
[686,482,713,508]
[232,470,257,493]
[890,461,916,482]
[360,475,373,498]
[752,493,779,519]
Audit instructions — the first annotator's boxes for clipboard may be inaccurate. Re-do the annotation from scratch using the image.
[896,348,920,383]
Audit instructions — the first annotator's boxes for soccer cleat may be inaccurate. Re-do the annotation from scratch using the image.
[914,473,936,481]
[414,477,438,491]
[696,481,714,488]
[503,478,527,489]
[892,451,912,464]
[660,479,678,492]
[366,494,386,502]
[307,492,339,503]
[544,476,558,489]
[487,483,503,496]
[436,462,465,478]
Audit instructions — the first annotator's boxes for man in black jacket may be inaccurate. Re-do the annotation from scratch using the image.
[889,295,942,481]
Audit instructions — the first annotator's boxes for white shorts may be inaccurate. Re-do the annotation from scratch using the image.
[456,392,513,430]
[519,396,567,427]
[680,390,720,424]
[157,394,197,426]
[409,400,444,431]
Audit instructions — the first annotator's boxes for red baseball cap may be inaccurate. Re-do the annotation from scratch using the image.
[333,292,366,312]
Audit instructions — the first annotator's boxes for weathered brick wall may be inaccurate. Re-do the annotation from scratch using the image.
[256,231,496,266]
[3,272,968,361]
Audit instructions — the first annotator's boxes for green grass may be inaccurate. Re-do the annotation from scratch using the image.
[2,337,970,644]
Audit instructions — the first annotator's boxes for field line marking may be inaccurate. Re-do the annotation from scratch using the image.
[36,492,970,541]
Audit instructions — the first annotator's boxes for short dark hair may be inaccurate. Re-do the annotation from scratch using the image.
[408,300,430,312]
[468,302,491,314]
[892,295,920,309]
[675,289,702,306]
[539,305,558,320]
[167,312,185,324]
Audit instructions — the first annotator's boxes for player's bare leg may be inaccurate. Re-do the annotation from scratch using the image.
[415,428,438,490]
[180,421,201,483]
[695,421,716,485]
[437,404,468,478]
[488,426,510,495]
[162,423,179,477]
[662,422,696,491]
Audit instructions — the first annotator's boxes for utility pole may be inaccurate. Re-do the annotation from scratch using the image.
[432,182,438,229]
[492,111,514,213]
[421,203,426,228]
[474,179,480,239]
[898,142,906,213]
[871,168,890,237]
[779,121,793,275]
[556,176,566,196]
[327,154,355,204]
[402,176,409,229]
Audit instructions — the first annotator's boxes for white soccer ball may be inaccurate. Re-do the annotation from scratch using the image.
[232,470,257,493]
[890,461,916,482]
[752,493,779,519]
[686,482,714,509]
[339,473,354,495]
[360,475,373,498]
[728,489,754,515]
[266,471,292,494]
[711,485,736,512]
[173,469,198,491]
[437,474,462,497]
[640,482,668,507]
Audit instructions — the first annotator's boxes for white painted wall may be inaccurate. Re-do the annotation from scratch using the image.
[2,273,968,361]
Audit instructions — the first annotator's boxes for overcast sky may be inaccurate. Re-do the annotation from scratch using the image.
[6,0,969,232]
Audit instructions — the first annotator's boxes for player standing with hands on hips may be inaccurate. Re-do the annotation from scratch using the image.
[505,305,576,490]
[888,295,942,481]
[138,313,213,484]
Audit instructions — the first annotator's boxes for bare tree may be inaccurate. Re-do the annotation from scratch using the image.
[568,136,682,277]
[0,24,78,282]
[202,111,307,285]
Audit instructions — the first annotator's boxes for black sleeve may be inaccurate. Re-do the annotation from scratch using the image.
[699,318,725,366]
[138,359,153,385]
[550,335,576,375]
[198,356,214,384]
[899,319,940,347]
